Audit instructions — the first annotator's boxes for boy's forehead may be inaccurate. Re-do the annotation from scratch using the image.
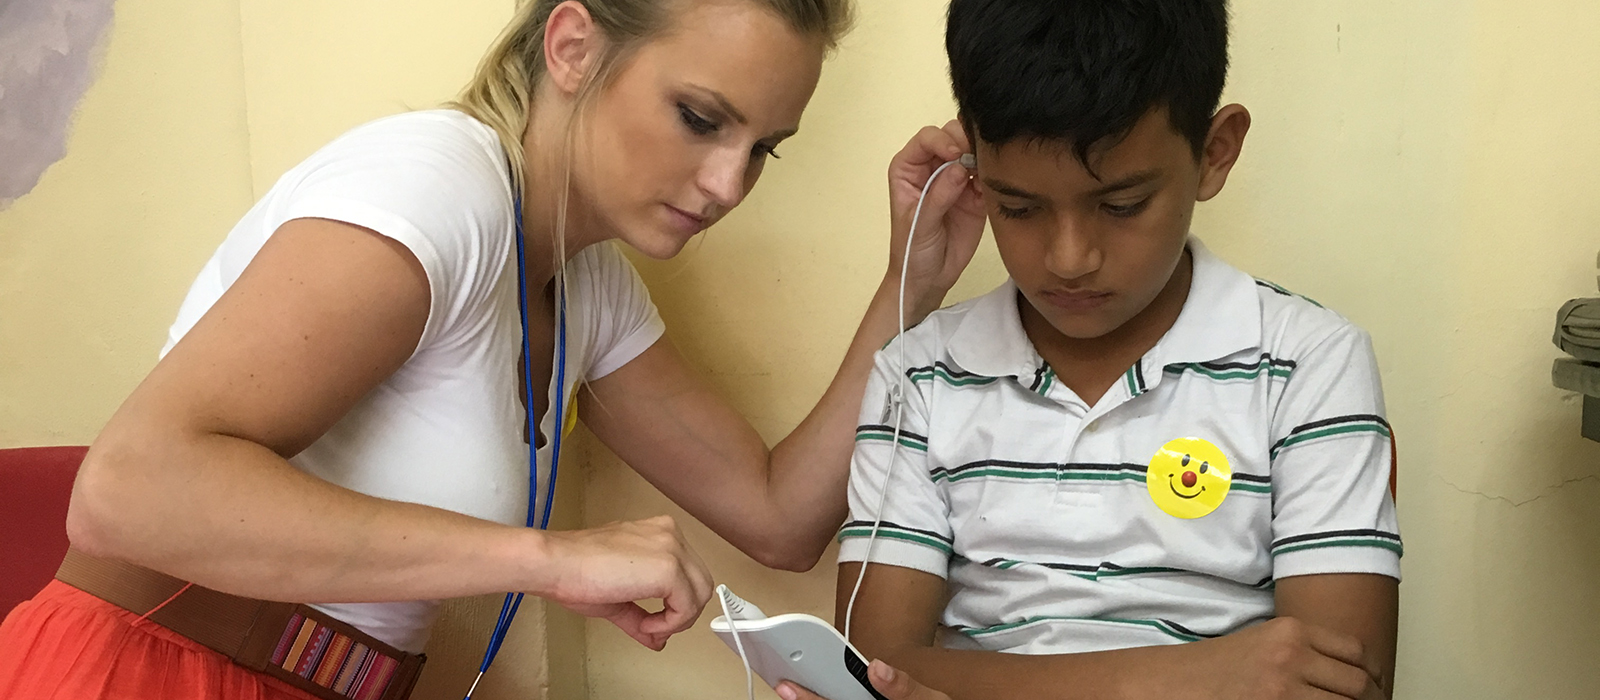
[976,108,1194,195]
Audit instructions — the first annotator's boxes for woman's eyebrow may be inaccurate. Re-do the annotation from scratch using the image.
[684,83,799,140]
[685,84,748,125]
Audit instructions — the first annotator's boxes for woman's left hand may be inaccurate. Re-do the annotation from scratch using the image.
[885,120,986,320]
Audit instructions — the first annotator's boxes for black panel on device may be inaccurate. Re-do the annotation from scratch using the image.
[843,647,891,700]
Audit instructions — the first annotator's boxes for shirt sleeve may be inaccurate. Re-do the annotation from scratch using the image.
[837,347,953,579]
[583,242,666,380]
[1269,324,1403,581]
[273,113,514,352]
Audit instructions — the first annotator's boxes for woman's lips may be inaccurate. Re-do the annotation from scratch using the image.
[1039,288,1113,312]
[664,205,707,235]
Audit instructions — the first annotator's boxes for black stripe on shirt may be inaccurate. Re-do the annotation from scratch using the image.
[839,520,953,544]
[855,424,930,444]
[935,460,1147,480]
[1271,529,1401,549]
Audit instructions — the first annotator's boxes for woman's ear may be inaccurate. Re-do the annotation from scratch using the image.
[1196,104,1251,202]
[544,0,602,97]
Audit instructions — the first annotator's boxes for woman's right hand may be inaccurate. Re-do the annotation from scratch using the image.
[886,120,987,321]
[534,515,714,651]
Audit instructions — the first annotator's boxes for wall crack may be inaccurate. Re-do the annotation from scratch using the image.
[1433,473,1600,507]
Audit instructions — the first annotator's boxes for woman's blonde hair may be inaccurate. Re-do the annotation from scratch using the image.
[452,0,855,195]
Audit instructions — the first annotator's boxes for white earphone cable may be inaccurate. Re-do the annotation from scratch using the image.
[843,155,973,642]
[718,585,756,700]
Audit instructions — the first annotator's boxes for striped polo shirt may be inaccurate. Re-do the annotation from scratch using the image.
[838,238,1401,655]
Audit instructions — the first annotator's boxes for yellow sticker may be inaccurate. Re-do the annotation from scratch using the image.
[1146,437,1232,519]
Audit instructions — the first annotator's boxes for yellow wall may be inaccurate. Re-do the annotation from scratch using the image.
[5,1,1599,699]
[588,1,1600,698]
[0,2,580,698]
[0,0,255,446]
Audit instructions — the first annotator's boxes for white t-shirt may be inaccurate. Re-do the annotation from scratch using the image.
[163,110,666,652]
[839,238,1400,655]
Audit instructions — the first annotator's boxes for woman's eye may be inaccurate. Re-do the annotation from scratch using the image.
[1102,198,1151,218]
[678,104,718,136]
[752,143,782,160]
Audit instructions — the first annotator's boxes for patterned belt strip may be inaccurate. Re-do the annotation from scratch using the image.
[55,548,425,700]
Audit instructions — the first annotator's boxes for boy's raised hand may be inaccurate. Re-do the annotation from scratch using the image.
[775,660,952,700]
[886,121,986,321]
[1150,617,1387,700]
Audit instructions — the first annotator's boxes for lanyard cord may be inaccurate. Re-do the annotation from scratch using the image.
[465,190,568,700]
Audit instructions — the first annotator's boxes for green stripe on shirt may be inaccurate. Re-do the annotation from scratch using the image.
[907,366,998,388]
[1271,418,1391,460]
[1274,538,1404,557]
[959,616,1205,643]
[854,429,929,452]
[837,525,953,554]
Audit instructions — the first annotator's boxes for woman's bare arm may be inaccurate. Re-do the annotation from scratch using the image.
[579,122,985,571]
[69,218,711,646]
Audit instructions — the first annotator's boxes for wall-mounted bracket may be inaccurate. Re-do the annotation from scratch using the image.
[1553,357,1600,442]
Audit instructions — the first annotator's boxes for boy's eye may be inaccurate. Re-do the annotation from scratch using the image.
[996,203,1035,220]
[678,103,718,136]
[1102,198,1151,218]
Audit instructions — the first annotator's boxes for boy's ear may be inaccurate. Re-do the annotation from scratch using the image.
[955,113,979,151]
[1196,104,1252,202]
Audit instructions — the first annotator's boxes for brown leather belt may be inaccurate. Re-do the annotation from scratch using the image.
[55,548,424,700]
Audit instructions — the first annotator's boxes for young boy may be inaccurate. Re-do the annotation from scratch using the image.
[835,2,1401,699]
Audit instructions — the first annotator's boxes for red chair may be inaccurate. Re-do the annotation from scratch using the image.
[1,446,87,619]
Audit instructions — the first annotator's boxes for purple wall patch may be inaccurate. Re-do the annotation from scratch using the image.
[0,0,116,208]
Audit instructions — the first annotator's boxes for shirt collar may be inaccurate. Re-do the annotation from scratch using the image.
[946,279,1040,380]
[944,237,1262,380]
[1152,237,1262,368]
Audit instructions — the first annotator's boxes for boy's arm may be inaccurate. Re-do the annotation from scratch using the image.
[838,562,1389,700]
[1276,574,1400,695]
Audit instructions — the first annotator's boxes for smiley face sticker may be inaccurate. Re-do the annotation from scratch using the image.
[1146,437,1232,519]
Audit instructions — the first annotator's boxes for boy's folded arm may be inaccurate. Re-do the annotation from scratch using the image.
[1275,573,1400,695]
[836,562,1148,700]
[838,563,1394,700]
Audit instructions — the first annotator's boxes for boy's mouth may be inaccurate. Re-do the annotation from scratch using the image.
[1039,288,1113,312]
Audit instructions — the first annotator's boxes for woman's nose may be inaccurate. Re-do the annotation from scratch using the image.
[699,151,749,210]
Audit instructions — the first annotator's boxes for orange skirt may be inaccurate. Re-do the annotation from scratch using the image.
[0,580,317,700]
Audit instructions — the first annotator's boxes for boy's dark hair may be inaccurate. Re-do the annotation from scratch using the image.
[947,0,1230,169]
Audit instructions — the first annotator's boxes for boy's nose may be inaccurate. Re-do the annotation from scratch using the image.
[1182,471,1198,488]
[1044,221,1101,280]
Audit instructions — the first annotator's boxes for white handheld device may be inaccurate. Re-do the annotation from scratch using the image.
[710,586,887,700]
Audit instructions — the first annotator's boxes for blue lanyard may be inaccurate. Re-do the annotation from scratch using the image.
[466,190,567,699]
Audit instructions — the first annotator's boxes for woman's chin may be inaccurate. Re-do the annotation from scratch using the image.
[616,226,695,261]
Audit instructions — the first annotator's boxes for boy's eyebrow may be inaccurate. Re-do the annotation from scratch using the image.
[982,169,1164,200]
[982,177,1042,199]
[1087,169,1163,196]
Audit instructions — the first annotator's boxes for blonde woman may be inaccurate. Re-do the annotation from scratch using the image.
[0,0,984,698]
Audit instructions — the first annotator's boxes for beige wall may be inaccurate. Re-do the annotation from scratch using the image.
[0,0,255,446]
[587,1,1600,698]
[5,1,1600,699]
[0,2,581,698]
